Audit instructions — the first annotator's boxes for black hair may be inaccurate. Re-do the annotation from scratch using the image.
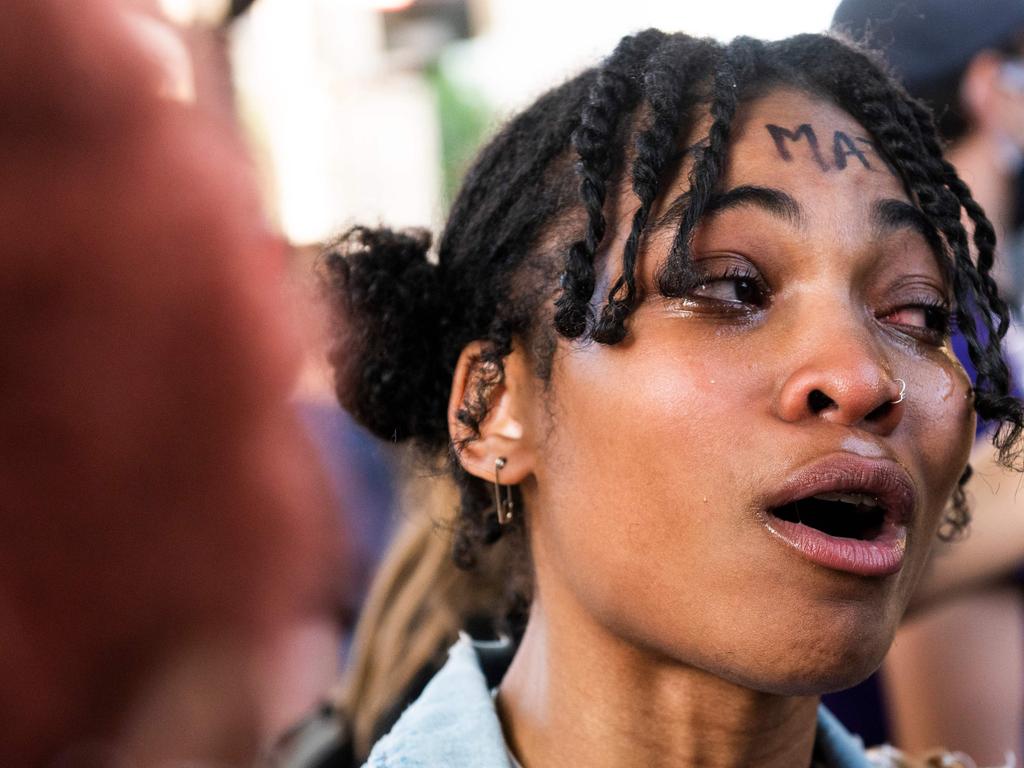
[322,30,1024,570]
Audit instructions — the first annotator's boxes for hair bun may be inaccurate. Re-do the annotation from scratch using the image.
[322,226,450,444]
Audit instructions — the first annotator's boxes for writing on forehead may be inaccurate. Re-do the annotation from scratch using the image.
[765,123,879,172]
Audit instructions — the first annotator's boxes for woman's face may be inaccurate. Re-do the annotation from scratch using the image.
[518,88,976,694]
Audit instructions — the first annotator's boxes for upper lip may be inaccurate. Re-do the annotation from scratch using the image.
[764,454,918,528]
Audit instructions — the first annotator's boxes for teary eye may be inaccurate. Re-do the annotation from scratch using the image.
[689,267,770,309]
[880,302,952,343]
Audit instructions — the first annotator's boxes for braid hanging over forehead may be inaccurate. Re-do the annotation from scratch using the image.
[553,28,668,340]
[323,29,1024,569]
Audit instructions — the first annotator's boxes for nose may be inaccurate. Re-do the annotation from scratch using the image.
[773,336,905,435]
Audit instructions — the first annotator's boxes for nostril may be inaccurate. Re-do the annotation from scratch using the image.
[866,400,894,422]
[807,389,835,414]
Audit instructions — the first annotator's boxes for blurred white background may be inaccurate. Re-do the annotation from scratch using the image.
[162,0,838,245]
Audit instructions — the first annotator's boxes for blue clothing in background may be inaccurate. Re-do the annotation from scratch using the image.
[953,323,1023,436]
[297,400,399,632]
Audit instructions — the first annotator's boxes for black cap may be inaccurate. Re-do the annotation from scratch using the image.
[832,0,1024,90]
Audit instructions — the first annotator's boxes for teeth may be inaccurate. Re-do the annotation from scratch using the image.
[811,492,881,508]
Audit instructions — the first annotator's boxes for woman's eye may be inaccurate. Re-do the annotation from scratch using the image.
[689,274,769,308]
[881,303,952,340]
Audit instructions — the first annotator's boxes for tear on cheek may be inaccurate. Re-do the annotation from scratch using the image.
[930,356,975,411]
[943,374,977,465]
[912,364,975,475]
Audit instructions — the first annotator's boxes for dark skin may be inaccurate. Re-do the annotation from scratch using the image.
[765,122,879,172]
[449,89,976,768]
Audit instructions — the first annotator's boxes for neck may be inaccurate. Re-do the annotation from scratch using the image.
[497,591,819,768]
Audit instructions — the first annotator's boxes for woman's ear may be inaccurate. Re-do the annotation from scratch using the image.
[447,340,535,486]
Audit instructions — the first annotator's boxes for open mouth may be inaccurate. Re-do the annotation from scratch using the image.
[761,456,916,577]
[771,492,887,542]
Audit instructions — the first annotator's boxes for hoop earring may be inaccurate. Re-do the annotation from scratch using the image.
[891,378,907,405]
[493,457,514,525]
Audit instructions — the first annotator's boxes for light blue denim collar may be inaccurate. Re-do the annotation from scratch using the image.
[364,634,875,768]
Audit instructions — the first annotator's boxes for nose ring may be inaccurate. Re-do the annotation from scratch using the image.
[891,378,907,405]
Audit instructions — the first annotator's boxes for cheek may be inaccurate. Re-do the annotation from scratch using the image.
[542,335,755,515]
[901,354,976,530]
[530,333,766,626]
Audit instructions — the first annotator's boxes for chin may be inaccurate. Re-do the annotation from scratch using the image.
[736,622,896,697]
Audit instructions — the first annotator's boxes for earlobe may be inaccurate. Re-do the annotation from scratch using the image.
[447,341,534,486]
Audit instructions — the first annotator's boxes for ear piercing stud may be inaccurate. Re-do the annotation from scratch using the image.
[493,457,514,525]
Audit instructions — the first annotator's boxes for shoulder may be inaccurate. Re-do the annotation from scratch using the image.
[815,705,879,768]
[863,745,1015,768]
[816,709,1011,768]
[363,634,513,768]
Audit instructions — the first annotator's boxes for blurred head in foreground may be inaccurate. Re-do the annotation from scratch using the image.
[0,0,339,764]
[325,25,1024,768]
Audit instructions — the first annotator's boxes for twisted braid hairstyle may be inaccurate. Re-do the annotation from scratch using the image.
[323,29,1024,573]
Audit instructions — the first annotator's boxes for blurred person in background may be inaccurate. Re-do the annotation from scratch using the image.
[316,23,1023,768]
[830,1,1024,763]
[0,0,345,764]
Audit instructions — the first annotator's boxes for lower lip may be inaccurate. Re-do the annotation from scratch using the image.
[763,515,907,577]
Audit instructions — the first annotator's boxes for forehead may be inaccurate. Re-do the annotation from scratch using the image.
[720,88,907,209]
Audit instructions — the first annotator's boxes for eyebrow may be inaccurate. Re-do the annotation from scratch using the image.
[871,198,943,251]
[652,187,945,263]
[653,185,801,235]
[870,198,951,281]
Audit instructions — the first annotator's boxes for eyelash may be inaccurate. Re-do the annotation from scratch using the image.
[879,298,954,344]
[674,263,954,345]
[680,265,772,312]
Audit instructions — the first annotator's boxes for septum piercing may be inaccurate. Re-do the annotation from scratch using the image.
[891,378,907,405]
